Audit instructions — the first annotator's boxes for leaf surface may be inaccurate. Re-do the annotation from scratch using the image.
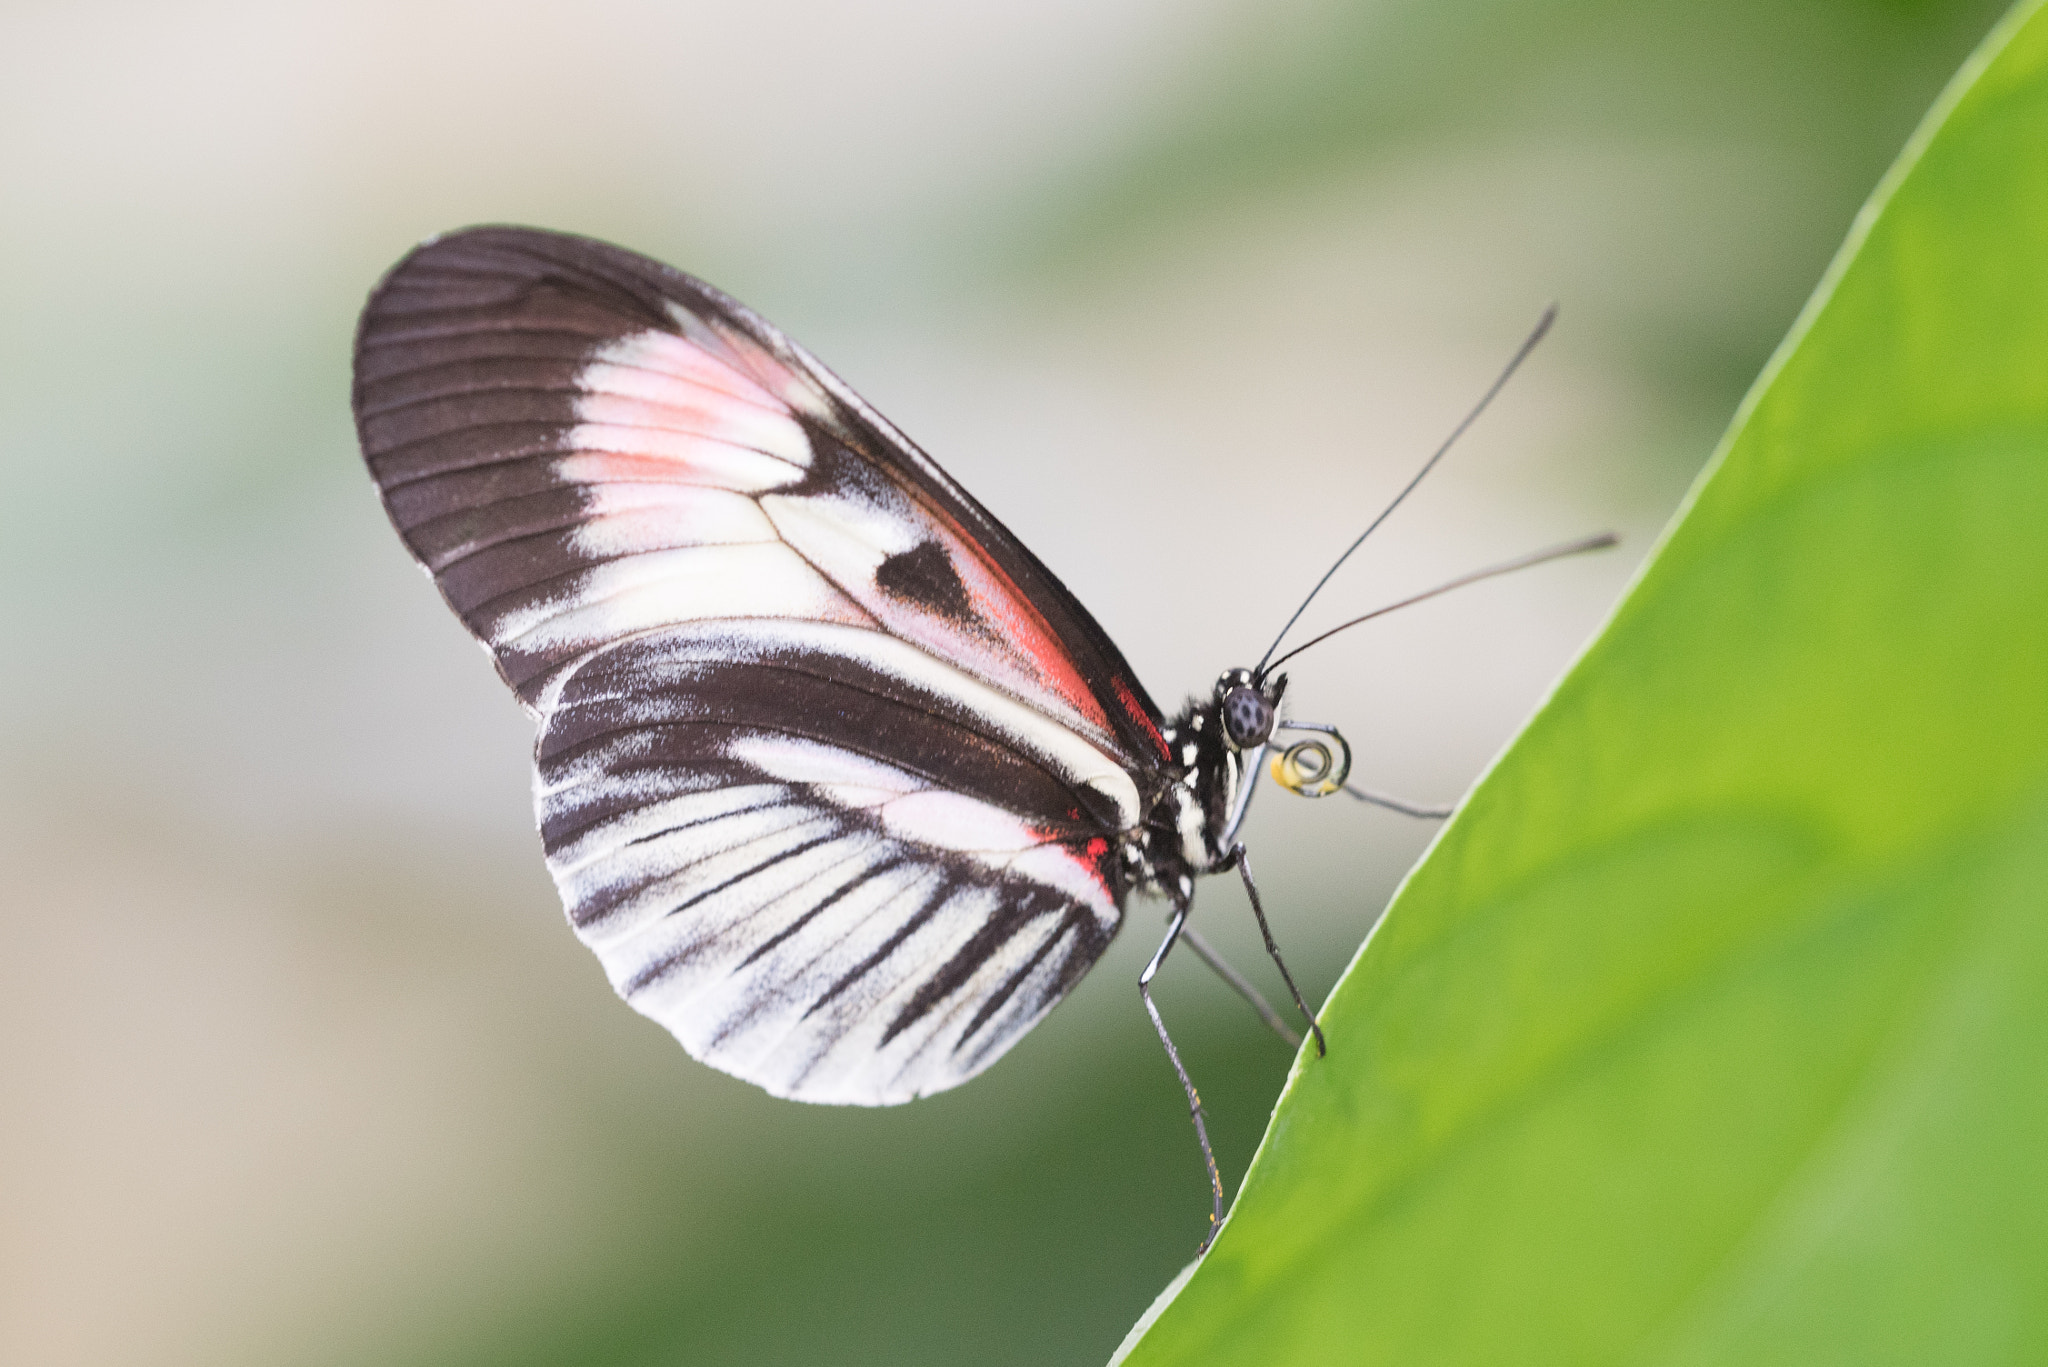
[1117,3,2048,1362]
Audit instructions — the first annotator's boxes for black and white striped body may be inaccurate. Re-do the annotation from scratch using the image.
[1127,698,1255,898]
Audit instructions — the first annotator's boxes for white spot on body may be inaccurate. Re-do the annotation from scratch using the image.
[1172,783,1207,868]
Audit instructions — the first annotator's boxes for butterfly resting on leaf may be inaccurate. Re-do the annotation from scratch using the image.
[350,226,1606,1249]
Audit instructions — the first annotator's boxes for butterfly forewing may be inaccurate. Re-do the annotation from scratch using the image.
[353,226,1168,1102]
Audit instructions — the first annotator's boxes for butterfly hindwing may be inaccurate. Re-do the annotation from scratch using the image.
[353,226,1168,1102]
[537,622,1129,1102]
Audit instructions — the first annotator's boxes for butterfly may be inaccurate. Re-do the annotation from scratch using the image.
[351,226,1605,1245]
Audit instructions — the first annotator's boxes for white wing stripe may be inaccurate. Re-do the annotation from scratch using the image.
[547,784,787,874]
[585,329,790,414]
[791,903,1066,1099]
[554,428,806,489]
[573,392,811,467]
[1002,845,1123,931]
[696,870,962,1066]
[636,859,930,1051]
[566,808,845,941]
[557,799,821,912]
[565,487,775,559]
[491,544,869,652]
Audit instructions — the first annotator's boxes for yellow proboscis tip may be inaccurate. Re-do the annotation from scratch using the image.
[1271,738,1346,797]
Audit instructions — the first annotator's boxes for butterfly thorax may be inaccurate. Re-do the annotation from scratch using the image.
[1119,668,1285,906]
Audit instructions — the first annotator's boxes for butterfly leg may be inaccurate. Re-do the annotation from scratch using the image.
[1140,904,1225,1253]
[1179,925,1302,1049]
[1342,783,1454,819]
[1226,844,1328,1057]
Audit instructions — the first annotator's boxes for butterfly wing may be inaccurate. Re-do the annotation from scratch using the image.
[352,226,1170,1103]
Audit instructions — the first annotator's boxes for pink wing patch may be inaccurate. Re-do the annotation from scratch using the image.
[570,325,1123,746]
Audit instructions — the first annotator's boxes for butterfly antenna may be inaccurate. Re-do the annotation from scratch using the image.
[1253,304,1558,679]
[1261,531,1617,674]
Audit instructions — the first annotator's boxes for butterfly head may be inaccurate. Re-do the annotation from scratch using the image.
[1215,668,1287,751]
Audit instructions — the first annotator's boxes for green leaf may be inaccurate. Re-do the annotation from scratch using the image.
[1114,2,2048,1363]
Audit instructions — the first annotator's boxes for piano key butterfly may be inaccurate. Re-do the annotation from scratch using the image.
[351,225,1606,1247]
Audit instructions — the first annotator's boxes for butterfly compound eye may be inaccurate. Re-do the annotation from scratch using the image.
[1220,685,1274,750]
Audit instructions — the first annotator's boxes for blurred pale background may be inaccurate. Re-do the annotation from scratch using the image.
[0,1,2007,1363]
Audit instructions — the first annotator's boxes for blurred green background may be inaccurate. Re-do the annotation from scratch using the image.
[0,2,2011,1364]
